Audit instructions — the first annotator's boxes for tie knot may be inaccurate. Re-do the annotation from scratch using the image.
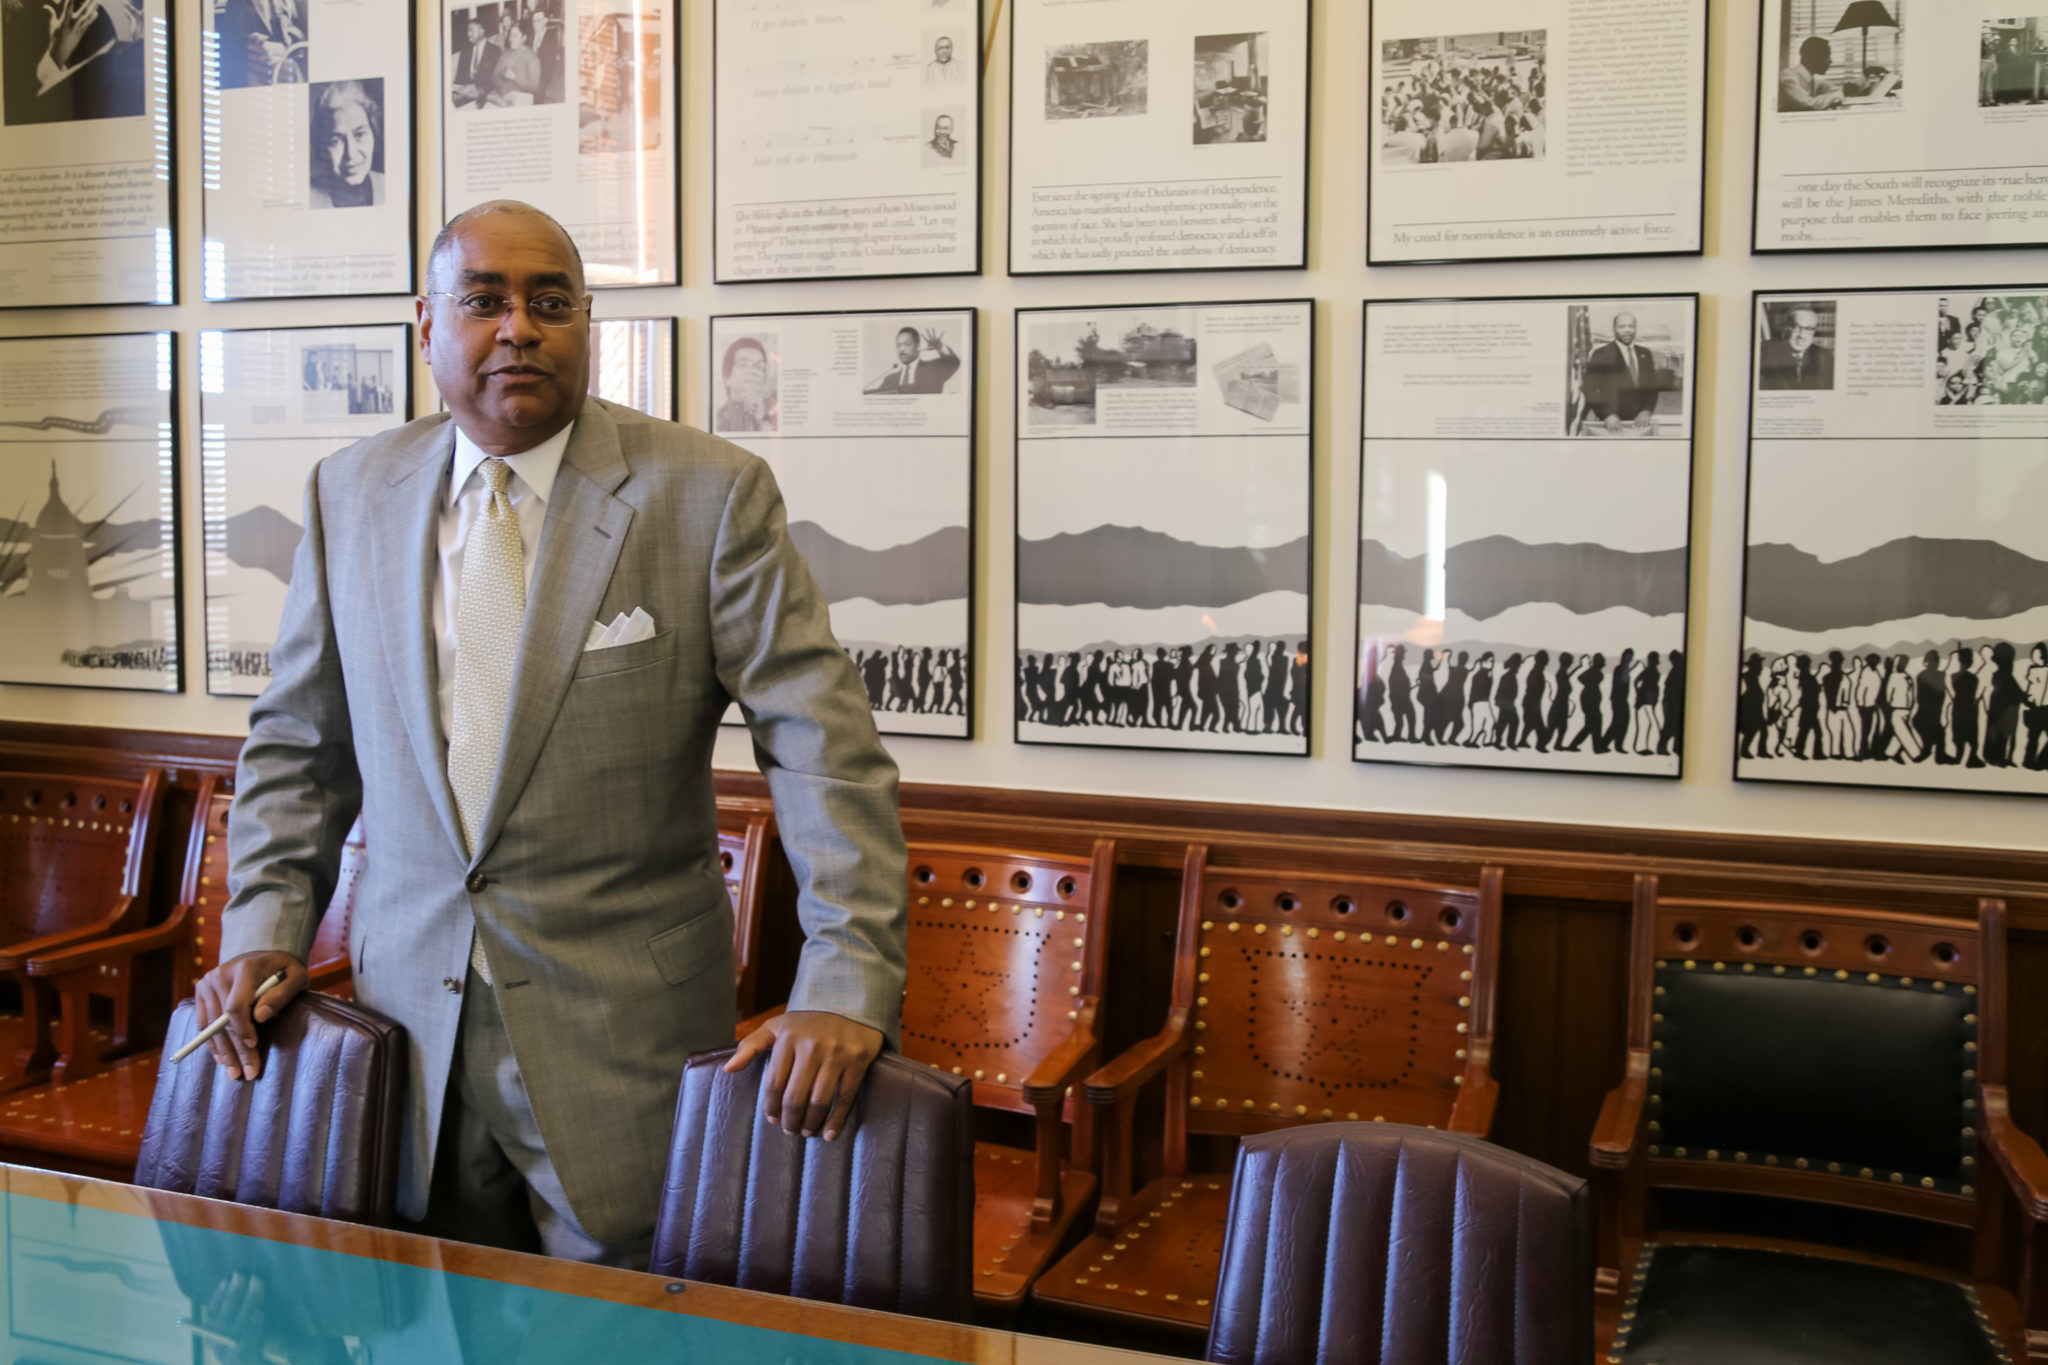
[480,457,512,497]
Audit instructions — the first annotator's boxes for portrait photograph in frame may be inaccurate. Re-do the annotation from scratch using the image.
[1738,285,2048,797]
[714,0,983,282]
[589,315,674,419]
[1356,294,1700,779]
[1015,299,1314,755]
[710,308,976,739]
[1008,0,1310,276]
[199,324,412,696]
[202,0,416,299]
[0,332,180,692]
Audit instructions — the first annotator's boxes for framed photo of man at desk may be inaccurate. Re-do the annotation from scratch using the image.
[709,308,976,738]
[713,0,982,282]
[1738,285,2048,797]
[1356,295,1699,779]
[1366,0,1707,264]
[0,333,180,692]
[1754,0,2048,251]
[202,0,415,298]
[0,0,173,307]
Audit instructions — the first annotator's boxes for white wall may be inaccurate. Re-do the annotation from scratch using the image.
[3,0,2043,851]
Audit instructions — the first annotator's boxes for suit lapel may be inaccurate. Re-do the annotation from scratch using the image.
[473,404,635,859]
[369,420,469,861]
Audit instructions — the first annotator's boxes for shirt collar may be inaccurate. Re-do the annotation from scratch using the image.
[449,421,574,506]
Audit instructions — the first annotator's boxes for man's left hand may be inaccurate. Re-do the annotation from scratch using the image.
[725,1010,883,1142]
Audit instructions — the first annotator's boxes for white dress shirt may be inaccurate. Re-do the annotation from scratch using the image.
[433,422,574,737]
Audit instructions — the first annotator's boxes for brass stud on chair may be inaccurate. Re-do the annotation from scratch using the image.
[1254,924,1267,935]
[1796,1157,1810,1169]
[1712,962,1725,973]
[1804,967,1817,977]
[1683,959,1696,970]
[1333,931,1347,942]
[1228,922,1240,933]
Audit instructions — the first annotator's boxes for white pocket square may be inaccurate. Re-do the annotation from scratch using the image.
[584,607,656,652]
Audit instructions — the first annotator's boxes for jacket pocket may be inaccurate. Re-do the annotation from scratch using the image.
[573,628,678,680]
[646,908,728,987]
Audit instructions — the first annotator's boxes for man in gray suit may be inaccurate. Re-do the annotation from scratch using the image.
[192,201,907,1268]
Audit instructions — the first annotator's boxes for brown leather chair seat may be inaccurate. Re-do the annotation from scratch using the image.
[135,992,407,1225]
[652,1048,975,1323]
[1207,1123,1591,1365]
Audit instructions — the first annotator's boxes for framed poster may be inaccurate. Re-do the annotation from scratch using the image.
[590,315,673,418]
[713,0,981,282]
[1008,0,1309,275]
[199,324,411,696]
[0,333,179,691]
[1357,295,1699,778]
[0,0,173,307]
[201,0,415,298]
[1738,286,2048,796]
[1016,299,1313,755]
[710,308,975,738]
[441,0,678,285]
[1367,1,1707,264]
[1754,2,2048,252]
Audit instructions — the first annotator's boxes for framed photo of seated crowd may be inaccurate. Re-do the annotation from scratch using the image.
[1007,0,1310,275]
[198,324,412,695]
[1366,0,1707,264]
[0,332,180,692]
[1016,299,1313,755]
[441,0,678,285]
[709,308,975,739]
[1738,286,2048,797]
[201,0,414,298]
[713,0,982,282]
[1754,2,2048,252]
[0,0,173,306]
[1356,294,1699,778]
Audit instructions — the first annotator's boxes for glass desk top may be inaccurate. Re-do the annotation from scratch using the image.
[1,1167,1165,1365]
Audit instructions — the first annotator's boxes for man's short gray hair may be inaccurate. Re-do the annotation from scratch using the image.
[426,201,585,293]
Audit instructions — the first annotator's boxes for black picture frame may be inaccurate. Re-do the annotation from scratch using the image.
[1734,283,2048,798]
[1006,0,1312,277]
[711,0,986,284]
[1364,2,1710,266]
[1013,297,1316,757]
[708,305,979,740]
[0,331,183,693]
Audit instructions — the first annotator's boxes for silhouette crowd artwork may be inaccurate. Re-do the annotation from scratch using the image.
[851,645,967,718]
[1738,644,2048,772]
[1356,640,1685,762]
[1017,638,1310,739]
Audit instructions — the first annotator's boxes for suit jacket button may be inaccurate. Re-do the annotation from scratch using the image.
[466,871,488,893]
[443,977,461,994]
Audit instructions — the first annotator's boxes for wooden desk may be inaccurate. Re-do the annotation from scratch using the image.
[1,1165,1178,1364]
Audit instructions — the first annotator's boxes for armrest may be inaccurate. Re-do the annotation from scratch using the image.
[1447,1048,1499,1134]
[20,900,188,977]
[1981,1084,2048,1224]
[735,1003,785,1042]
[307,956,352,992]
[1021,1024,1100,1108]
[1082,1011,1190,1105]
[1590,1050,1652,1171]
[0,897,139,971]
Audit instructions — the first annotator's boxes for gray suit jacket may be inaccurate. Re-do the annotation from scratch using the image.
[220,399,907,1243]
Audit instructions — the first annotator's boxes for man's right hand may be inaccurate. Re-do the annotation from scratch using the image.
[192,951,308,1082]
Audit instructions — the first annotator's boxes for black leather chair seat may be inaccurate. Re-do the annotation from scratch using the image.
[1612,1243,2010,1365]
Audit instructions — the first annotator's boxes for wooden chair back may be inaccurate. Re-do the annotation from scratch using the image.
[179,785,235,1003]
[719,811,773,1016]
[0,769,164,945]
[307,817,366,993]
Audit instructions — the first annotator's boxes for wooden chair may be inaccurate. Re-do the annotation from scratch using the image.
[719,808,775,1018]
[0,781,357,1181]
[1590,874,2047,1363]
[1033,844,1505,1339]
[0,768,167,1094]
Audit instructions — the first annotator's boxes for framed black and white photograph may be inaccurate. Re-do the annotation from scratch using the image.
[1740,286,2048,796]
[0,333,179,691]
[1009,0,1309,275]
[443,0,676,285]
[1357,296,1699,778]
[1755,0,2048,251]
[713,0,980,283]
[0,0,173,306]
[201,0,412,298]
[199,324,411,696]
[1016,300,1313,755]
[1368,0,1707,264]
[711,309,976,739]
[589,316,674,420]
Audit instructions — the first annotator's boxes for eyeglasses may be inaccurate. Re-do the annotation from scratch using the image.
[425,291,588,327]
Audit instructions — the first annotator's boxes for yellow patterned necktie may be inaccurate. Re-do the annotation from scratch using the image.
[446,456,524,984]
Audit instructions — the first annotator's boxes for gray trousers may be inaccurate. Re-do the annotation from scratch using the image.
[408,967,654,1270]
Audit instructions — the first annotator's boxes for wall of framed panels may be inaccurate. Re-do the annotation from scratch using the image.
[0,0,2042,853]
